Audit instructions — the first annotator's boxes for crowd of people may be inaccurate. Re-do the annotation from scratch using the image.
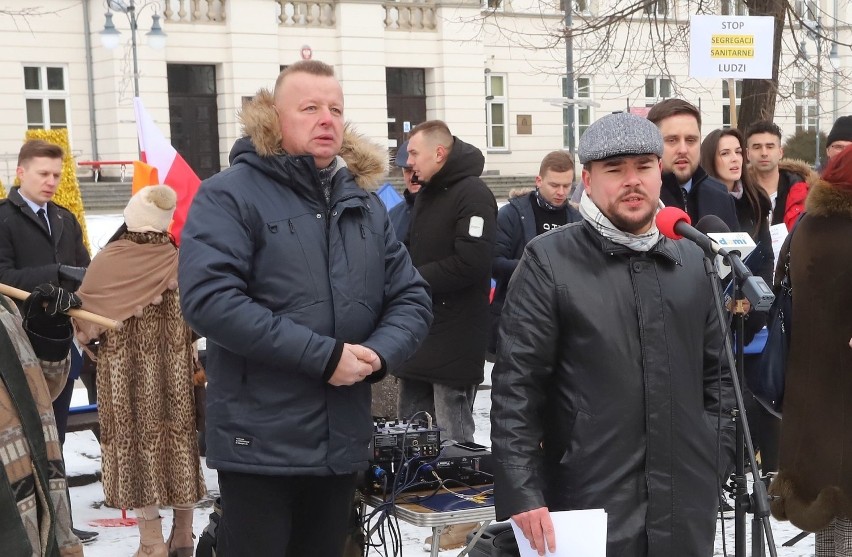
[0,59,850,557]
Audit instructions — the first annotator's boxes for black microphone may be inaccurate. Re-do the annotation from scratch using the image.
[694,214,730,235]
[656,207,774,311]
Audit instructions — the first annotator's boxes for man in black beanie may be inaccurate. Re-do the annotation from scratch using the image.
[826,115,852,162]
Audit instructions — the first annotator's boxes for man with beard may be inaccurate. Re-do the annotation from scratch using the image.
[491,112,736,557]
[647,99,739,231]
[489,150,580,355]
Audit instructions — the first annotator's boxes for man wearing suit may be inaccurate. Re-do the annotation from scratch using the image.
[647,99,739,231]
[0,139,96,544]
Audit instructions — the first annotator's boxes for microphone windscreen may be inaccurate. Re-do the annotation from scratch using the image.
[694,214,731,235]
[655,206,691,240]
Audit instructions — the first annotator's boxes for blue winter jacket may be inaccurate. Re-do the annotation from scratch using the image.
[179,120,432,477]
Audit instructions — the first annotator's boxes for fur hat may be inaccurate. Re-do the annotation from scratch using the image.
[821,144,852,192]
[826,115,852,148]
[124,185,177,233]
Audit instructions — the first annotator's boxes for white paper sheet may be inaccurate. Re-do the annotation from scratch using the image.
[770,223,789,270]
[510,509,607,557]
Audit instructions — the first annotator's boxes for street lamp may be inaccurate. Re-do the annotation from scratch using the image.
[800,17,840,168]
[99,0,167,98]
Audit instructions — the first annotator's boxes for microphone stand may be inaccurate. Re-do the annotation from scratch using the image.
[702,252,777,557]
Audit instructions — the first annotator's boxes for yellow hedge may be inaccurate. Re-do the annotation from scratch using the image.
[0,178,5,199]
[17,129,91,254]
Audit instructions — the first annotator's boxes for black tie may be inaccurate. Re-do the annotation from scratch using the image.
[681,187,689,213]
[37,208,51,236]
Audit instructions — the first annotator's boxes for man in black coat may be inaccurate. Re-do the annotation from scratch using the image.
[491,112,735,557]
[647,99,739,231]
[396,120,496,448]
[0,140,96,544]
[395,120,496,551]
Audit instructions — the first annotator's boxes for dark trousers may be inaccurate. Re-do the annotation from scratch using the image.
[217,471,357,557]
[51,349,82,446]
[742,353,781,472]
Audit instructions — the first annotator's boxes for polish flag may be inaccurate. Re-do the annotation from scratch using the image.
[133,97,201,245]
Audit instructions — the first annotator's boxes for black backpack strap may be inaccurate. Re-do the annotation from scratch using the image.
[774,213,806,290]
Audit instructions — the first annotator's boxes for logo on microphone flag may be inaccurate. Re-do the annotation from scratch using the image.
[133,97,201,244]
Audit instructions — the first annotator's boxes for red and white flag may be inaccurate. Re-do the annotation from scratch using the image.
[133,97,201,245]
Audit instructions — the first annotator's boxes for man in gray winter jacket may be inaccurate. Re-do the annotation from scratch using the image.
[178,60,432,557]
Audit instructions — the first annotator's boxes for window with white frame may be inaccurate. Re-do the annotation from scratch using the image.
[486,73,508,150]
[644,0,669,16]
[794,0,817,21]
[644,77,672,106]
[562,76,593,148]
[24,66,69,130]
[794,80,818,132]
[721,0,748,15]
[721,80,743,128]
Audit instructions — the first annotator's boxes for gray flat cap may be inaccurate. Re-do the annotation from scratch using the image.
[577,112,664,164]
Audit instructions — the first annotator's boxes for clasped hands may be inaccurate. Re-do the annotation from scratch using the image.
[328,342,381,386]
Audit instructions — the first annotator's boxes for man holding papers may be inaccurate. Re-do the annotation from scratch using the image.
[490,112,736,556]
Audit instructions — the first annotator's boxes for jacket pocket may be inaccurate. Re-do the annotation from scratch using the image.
[257,213,326,311]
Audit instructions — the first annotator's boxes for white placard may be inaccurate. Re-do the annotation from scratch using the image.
[511,509,607,557]
[689,15,775,78]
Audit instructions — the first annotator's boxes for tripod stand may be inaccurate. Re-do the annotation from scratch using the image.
[704,251,778,557]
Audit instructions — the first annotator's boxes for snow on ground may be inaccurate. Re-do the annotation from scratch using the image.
[65,215,815,556]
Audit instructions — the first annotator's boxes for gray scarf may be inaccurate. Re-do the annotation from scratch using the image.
[579,190,661,252]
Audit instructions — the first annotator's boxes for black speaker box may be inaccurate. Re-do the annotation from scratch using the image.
[465,522,520,557]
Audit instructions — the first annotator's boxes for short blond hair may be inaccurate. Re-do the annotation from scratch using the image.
[273,60,335,97]
[410,120,453,153]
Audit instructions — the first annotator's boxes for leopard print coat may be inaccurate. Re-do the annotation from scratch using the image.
[96,235,206,508]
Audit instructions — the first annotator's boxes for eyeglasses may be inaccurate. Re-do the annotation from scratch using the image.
[827,142,851,155]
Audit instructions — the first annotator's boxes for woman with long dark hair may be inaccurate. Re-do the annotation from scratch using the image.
[701,128,778,475]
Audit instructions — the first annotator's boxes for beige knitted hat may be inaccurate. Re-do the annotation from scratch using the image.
[123,185,177,233]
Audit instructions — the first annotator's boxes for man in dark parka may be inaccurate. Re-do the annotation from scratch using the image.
[395,120,497,447]
[491,112,736,557]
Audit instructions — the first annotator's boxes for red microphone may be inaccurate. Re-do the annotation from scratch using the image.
[655,206,691,240]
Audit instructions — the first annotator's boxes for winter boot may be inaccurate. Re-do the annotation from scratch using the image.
[133,514,167,557]
[166,507,195,557]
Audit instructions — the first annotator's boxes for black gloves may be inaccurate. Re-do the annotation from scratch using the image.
[23,284,81,361]
[58,265,87,290]
[24,283,81,320]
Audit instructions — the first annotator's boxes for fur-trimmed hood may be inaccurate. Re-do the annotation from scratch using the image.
[236,88,387,189]
[508,187,533,199]
[806,179,852,220]
[746,158,818,187]
[778,158,819,185]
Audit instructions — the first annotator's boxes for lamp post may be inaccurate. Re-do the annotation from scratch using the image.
[564,1,576,159]
[99,0,167,99]
[800,17,840,168]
